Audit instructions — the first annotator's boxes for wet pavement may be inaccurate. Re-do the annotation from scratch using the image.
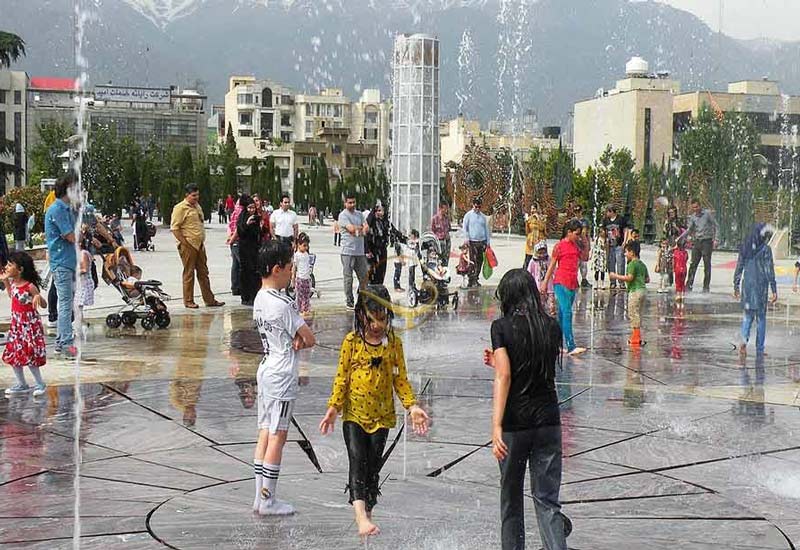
[1,287,799,549]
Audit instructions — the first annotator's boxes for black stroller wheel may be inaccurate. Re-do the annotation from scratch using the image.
[452,293,459,311]
[155,312,171,329]
[141,315,155,331]
[121,311,137,327]
[105,314,122,329]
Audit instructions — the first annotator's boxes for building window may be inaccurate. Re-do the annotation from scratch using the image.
[262,88,273,108]
[0,112,5,140]
[302,156,313,166]
[305,121,313,135]
[281,131,291,142]
[13,112,21,186]
[363,128,378,140]
[365,111,378,124]
[305,103,312,116]
[332,145,342,155]
[237,93,253,105]
[0,90,5,104]
[13,90,21,105]
[281,114,291,126]
[281,94,292,105]
[280,168,289,179]
[239,129,253,137]
[239,112,252,125]
[334,104,343,117]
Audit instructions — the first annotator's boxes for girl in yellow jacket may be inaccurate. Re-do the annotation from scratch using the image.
[319,284,429,539]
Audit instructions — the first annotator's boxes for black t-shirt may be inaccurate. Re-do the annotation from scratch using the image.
[491,314,561,431]
[602,215,628,247]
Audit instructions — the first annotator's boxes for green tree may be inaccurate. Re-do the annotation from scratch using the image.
[221,123,238,197]
[293,169,308,211]
[119,136,142,209]
[82,125,121,215]
[28,119,72,187]
[196,156,213,222]
[676,106,760,247]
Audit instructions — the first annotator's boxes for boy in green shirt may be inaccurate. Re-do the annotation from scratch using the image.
[610,241,649,347]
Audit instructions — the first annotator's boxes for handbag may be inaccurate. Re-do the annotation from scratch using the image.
[482,252,493,280]
[485,245,498,268]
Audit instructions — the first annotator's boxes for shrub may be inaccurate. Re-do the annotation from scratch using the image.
[1,186,48,233]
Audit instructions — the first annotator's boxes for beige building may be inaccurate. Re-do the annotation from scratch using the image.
[224,76,391,195]
[0,70,29,191]
[440,115,563,171]
[573,57,679,171]
[673,80,800,154]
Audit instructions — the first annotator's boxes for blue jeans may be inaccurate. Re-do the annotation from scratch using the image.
[741,309,766,353]
[53,267,75,348]
[554,284,576,352]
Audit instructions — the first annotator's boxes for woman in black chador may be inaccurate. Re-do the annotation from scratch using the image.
[236,195,262,306]
[365,201,391,285]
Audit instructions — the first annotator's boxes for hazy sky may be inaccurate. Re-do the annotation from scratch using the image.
[656,0,800,41]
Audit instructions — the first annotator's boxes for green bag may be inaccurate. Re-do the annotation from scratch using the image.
[482,252,493,280]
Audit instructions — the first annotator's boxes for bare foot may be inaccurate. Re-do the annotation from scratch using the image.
[357,516,380,538]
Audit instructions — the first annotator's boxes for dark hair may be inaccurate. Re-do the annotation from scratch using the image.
[495,269,561,381]
[344,190,356,200]
[563,218,582,235]
[630,227,639,235]
[296,232,310,245]
[439,200,449,208]
[185,183,199,195]
[257,240,293,278]
[472,197,482,206]
[690,197,700,205]
[606,205,617,214]
[280,193,290,202]
[354,284,395,342]
[410,229,419,238]
[55,171,77,198]
[624,241,641,256]
[7,251,43,289]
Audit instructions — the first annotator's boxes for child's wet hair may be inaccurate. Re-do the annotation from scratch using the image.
[354,284,395,341]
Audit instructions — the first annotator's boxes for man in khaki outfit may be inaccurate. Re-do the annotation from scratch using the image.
[171,183,225,309]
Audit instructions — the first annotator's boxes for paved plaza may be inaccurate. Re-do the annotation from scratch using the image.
[0,221,799,549]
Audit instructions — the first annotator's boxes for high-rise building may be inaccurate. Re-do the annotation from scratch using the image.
[390,33,440,235]
[224,76,391,194]
[0,69,29,192]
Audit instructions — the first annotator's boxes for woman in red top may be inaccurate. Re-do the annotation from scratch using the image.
[541,219,586,356]
[253,195,273,242]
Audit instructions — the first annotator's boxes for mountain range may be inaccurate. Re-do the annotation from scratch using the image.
[3,0,800,128]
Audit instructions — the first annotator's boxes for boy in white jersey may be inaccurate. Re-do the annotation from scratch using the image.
[252,241,316,516]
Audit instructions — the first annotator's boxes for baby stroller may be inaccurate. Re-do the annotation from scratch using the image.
[407,232,459,310]
[102,247,171,330]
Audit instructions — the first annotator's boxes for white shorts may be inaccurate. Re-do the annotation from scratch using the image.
[258,395,295,434]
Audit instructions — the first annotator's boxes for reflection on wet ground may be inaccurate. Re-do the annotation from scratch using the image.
[1,288,799,549]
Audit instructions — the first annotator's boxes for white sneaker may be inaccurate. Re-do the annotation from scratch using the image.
[32,384,47,397]
[47,320,57,328]
[258,498,295,516]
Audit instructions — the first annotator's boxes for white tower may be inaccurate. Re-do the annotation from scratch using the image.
[391,33,440,235]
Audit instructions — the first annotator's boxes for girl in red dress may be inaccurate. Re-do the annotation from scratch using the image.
[2,251,47,397]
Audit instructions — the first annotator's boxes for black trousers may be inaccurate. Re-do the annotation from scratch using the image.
[343,421,389,511]
[523,254,533,271]
[687,238,713,291]
[468,240,487,286]
[368,249,387,285]
[48,281,58,322]
[499,425,567,550]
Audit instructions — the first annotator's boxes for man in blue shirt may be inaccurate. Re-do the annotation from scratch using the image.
[45,173,78,357]
[461,197,491,287]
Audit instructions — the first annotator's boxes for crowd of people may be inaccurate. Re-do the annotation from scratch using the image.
[0,173,796,550]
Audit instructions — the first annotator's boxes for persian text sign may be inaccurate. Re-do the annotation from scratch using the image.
[95,86,171,104]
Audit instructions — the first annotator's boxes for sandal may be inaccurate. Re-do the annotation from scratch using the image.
[185,303,199,309]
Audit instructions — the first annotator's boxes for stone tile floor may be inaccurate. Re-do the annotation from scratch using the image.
[1,287,799,549]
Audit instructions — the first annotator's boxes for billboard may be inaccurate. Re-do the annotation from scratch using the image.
[95,86,171,104]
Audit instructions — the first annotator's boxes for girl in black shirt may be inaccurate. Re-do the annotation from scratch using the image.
[484,268,568,550]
